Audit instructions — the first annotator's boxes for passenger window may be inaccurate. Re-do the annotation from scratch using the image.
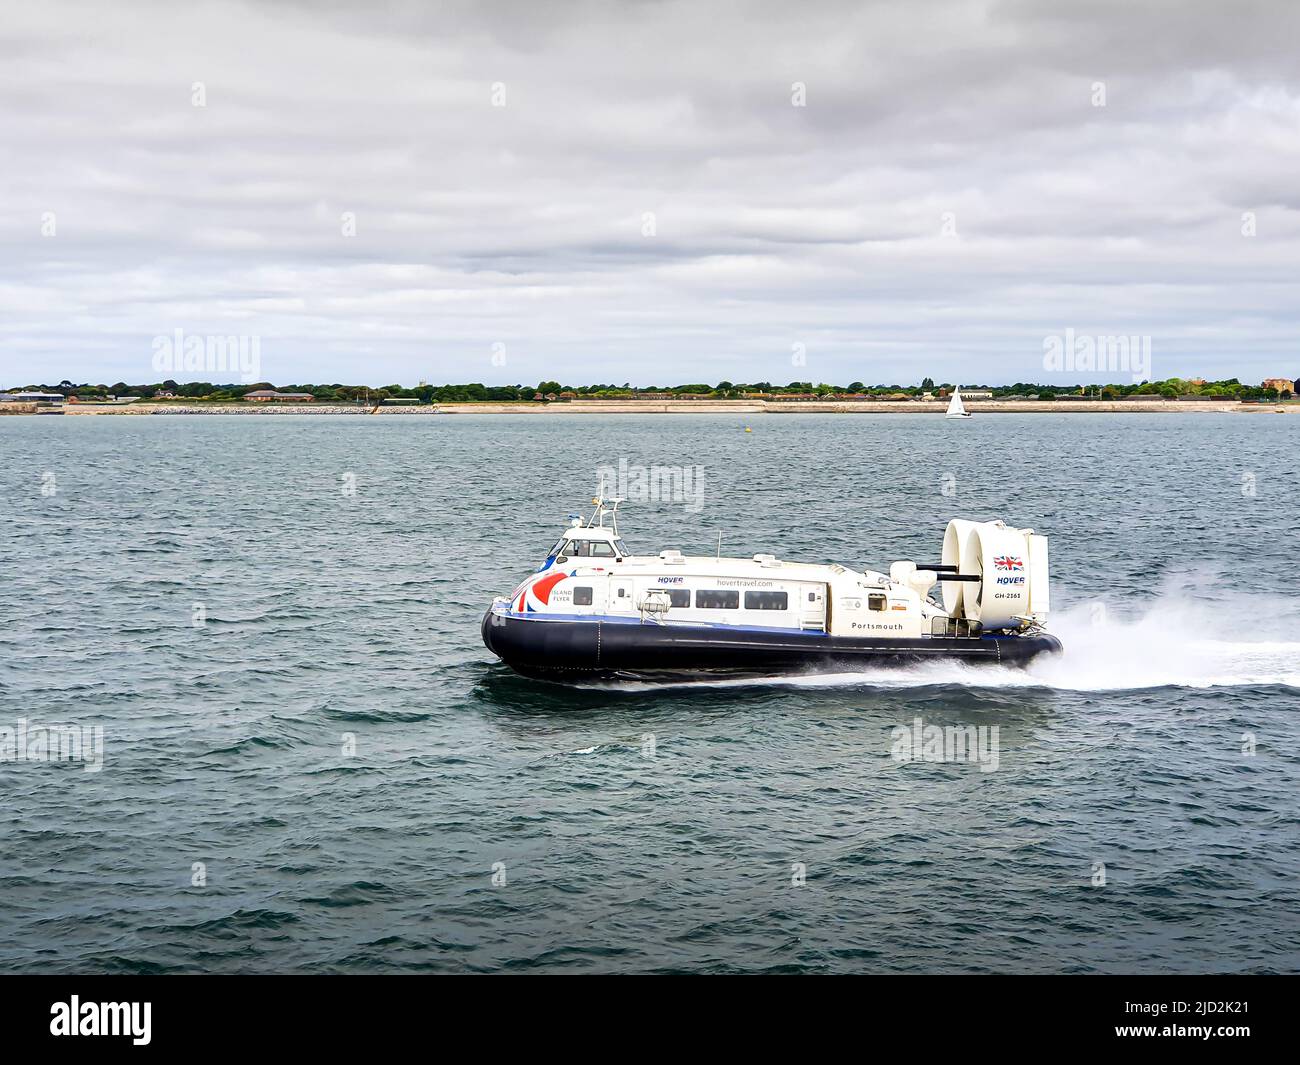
[868,594,887,611]
[590,542,615,557]
[667,589,690,608]
[695,590,740,609]
[573,587,593,606]
[744,591,788,610]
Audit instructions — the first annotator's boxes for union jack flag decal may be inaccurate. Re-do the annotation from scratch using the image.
[993,555,1023,570]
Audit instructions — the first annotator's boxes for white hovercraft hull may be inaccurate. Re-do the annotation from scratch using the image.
[481,499,1061,684]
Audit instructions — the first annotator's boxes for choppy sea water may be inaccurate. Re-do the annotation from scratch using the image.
[1,412,1297,974]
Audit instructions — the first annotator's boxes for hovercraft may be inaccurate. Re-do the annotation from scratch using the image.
[482,496,1062,682]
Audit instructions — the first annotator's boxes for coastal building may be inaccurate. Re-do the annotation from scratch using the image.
[0,391,65,406]
[1261,378,1294,394]
[0,391,66,414]
[243,390,315,403]
[381,396,420,405]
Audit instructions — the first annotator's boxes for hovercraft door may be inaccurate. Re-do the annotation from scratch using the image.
[609,577,635,614]
[801,585,827,631]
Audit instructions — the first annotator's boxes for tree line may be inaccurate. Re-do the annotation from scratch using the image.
[8,375,1293,402]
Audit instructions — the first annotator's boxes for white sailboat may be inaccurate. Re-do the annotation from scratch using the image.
[946,386,973,418]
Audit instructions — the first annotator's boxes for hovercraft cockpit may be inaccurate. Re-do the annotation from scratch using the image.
[539,496,631,571]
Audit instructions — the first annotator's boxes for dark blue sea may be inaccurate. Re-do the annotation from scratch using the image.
[1,413,1297,973]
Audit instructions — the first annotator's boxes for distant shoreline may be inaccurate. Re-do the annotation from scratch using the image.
[28,399,1300,416]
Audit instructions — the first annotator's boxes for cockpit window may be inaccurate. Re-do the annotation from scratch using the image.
[549,535,624,561]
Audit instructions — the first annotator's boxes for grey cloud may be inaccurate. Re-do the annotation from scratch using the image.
[2,0,1298,386]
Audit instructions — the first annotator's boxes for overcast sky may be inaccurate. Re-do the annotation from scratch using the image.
[2,0,1298,387]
